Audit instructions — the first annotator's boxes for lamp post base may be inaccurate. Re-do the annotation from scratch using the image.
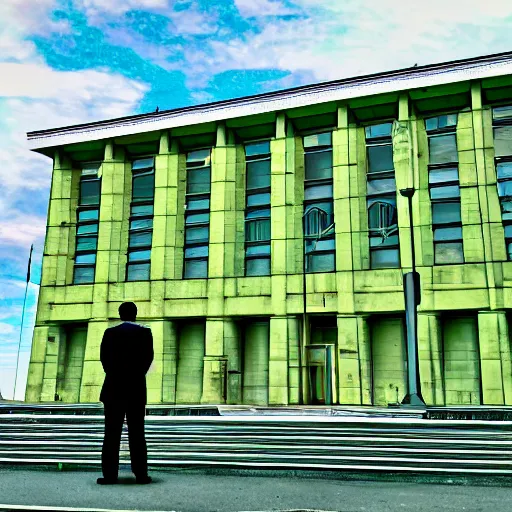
[401,393,426,407]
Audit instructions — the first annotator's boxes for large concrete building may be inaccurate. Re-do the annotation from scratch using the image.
[25,52,512,407]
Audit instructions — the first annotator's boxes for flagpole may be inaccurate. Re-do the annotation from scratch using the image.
[14,244,33,401]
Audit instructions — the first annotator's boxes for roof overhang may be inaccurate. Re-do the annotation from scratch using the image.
[27,52,512,151]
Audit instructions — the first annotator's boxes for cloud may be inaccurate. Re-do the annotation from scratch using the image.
[234,0,297,17]
[79,0,170,18]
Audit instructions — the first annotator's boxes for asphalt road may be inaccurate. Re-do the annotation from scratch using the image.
[0,466,511,512]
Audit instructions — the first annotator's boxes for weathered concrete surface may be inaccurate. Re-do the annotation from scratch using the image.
[0,466,512,512]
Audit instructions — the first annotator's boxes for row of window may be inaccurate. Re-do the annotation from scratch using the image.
[71,109,512,283]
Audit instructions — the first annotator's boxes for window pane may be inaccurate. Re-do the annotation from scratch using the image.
[81,163,100,176]
[76,236,97,252]
[367,144,394,173]
[507,242,512,260]
[130,218,153,230]
[493,106,512,121]
[131,204,154,217]
[504,225,512,238]
[129,231,152,248]
[132,158,154,171]
[247,192,271,207]
[186,212,210,225]
[370,248,400,269]
[365,123,392,139]
[308,252,335,272]
[435,242,464,264]
[75,253,96,264]
[494,126,512,157]
[80,179,100,205]
[128,250,151,262]
[73,266,94,284]
[498,180,512,198]
[247,160,271,189]
[77,223,98,235]
[78,209,99,222]
[245,141,270,157]
[497,162,512,180]
[187,169,211,194]
[184,259,208,278]
[127,263,150,281]
[132,174,154,201]
[430,185,460,200]
[246,219,271,241]
[429,134,458,164]
[432,202,462,224]
[304,132,332,148]
[185,245,208,258]
[304,184,333,200]
[434,226,463,241]
[185,226,209,243]
[187,197,210,211]
[246,257,270,276]
[304,201,333,217]
[246,208,270,219]
[367,178,396,196]
[426,114,457,131]
[368,199,397,231]
[312,237,335,252]
[501,199,512,221]
[429,167,459,184]
[186,149,211,167]
[304,202,333,235]
[370,234,399,247]
[246,244,271,257]
[305,151,333,180]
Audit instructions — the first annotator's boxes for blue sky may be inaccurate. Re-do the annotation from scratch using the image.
[1,0,512,400]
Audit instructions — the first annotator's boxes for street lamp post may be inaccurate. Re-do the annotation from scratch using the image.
[399,188,425,407]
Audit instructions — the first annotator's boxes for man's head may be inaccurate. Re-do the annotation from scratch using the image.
[119,302,137,321]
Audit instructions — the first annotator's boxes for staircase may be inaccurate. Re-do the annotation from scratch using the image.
[0,404,511,475]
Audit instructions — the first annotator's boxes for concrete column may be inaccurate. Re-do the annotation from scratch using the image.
[269,316,288,405]
[417,312,444,405]
[80,321,109,402]
[176,322,205,404]
[153,132,181,280]
[43,150,75,287]
[287,316,301,405]
[162,320,178,403]
[269,114,289,405]
[336,315,363,405]
[202,123,237,403]
[477,311,511,405]
[96,141,127,284]
[224,320,242,404]
[243,321,270,405]
[334,106,356,313]
[25,326,49,401]
[141,319,166,404]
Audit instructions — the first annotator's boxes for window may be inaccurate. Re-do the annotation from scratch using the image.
[426,114,463,264]
[184,149,211,278]
[493,106,512,259]
[127,158,154,281]
[73,163,101,284]
[303,131,335,273]
[245,141,271,276]
[365,122,399,268]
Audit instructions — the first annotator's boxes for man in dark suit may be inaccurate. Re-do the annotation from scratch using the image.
[97,302,154,485]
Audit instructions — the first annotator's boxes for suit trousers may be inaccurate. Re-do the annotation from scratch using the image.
[101,401,148,479]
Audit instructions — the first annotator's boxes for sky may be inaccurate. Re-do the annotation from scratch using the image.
[1,0,512,400]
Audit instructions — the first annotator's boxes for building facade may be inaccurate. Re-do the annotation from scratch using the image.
[25,53,512,407]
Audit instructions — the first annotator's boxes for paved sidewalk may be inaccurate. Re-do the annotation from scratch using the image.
[0,466,511,512]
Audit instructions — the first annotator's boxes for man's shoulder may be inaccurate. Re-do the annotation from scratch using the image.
[113,322,151,331]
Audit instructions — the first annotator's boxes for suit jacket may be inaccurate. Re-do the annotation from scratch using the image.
[99,322,154,404]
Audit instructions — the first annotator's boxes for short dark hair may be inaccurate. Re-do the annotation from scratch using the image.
[119,302,137,321]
